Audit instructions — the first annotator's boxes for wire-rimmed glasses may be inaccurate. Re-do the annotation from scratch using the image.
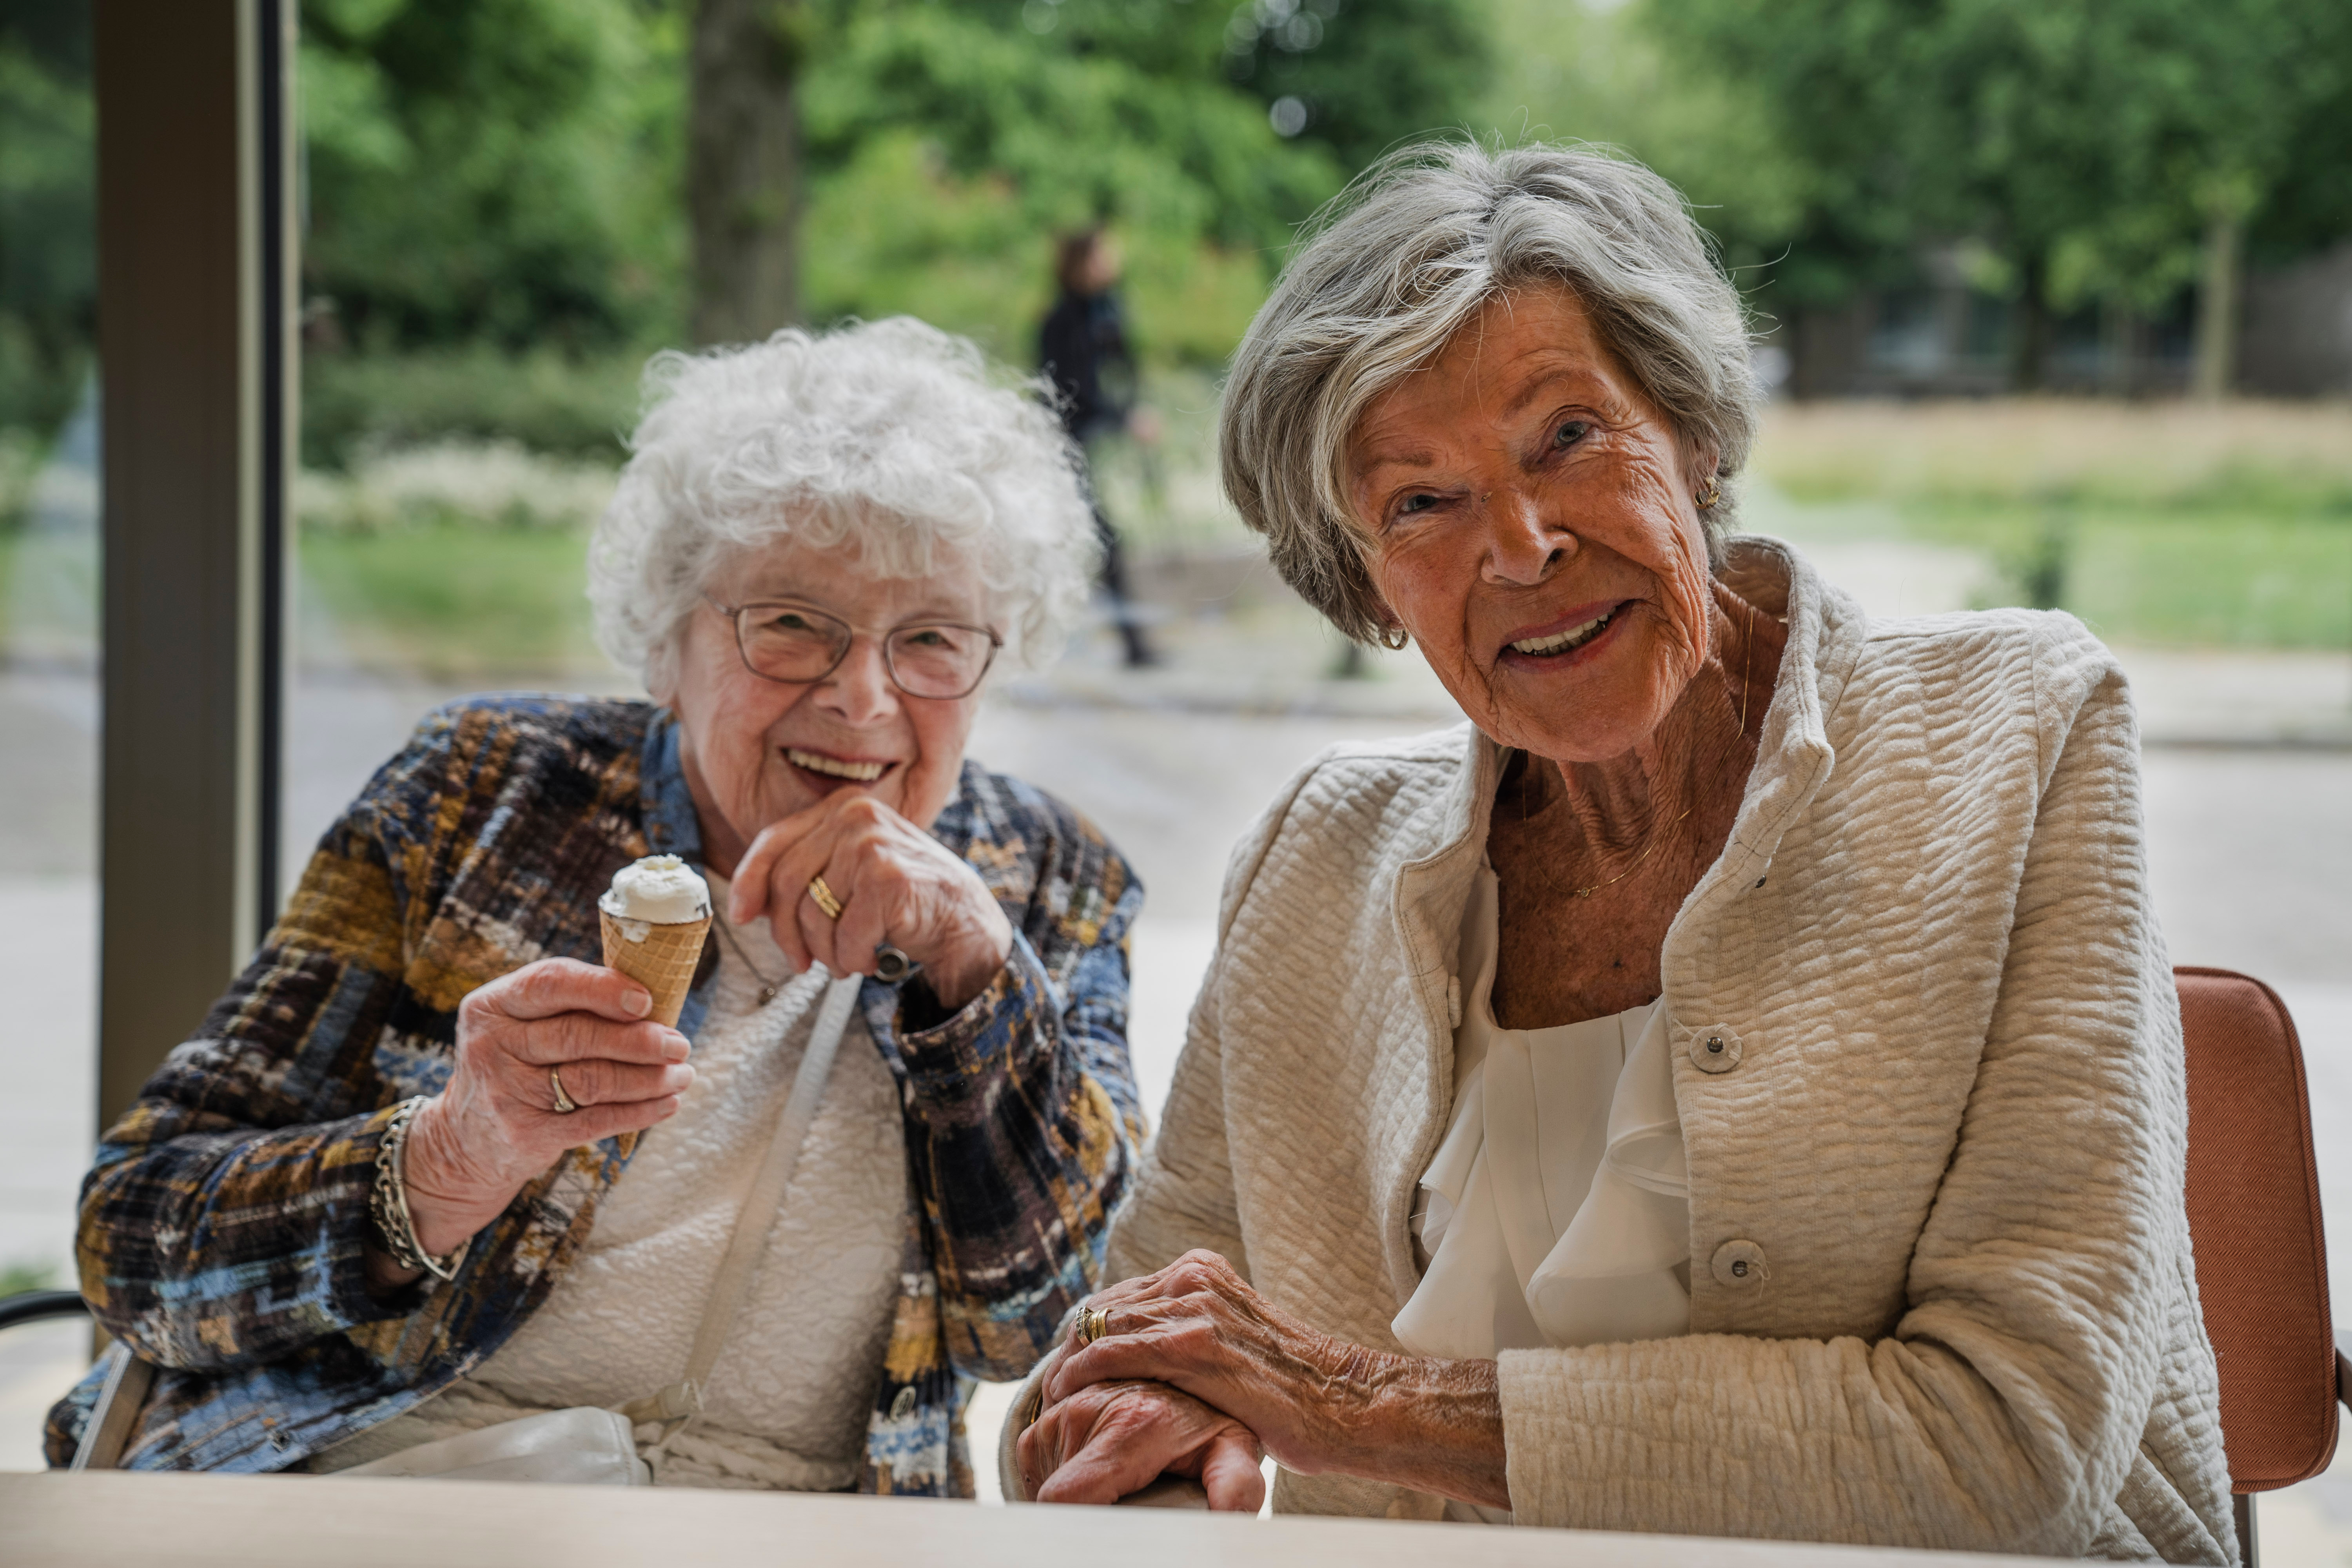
[706,595,1002,700]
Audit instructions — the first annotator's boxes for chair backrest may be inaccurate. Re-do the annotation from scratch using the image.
[2178,966,2337,1492]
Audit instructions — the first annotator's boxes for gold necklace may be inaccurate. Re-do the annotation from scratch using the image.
[1536,595,1758,900]
[710,911,788,1007]
[1563,800,1694,899]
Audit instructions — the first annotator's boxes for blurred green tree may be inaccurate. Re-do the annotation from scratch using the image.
[0,0,94,433]
[1473,0,1826,320]
[299,0,687,350]
[1213,0,1492,173]
[797,0,1348,364]
[689,0,806,344]
[297,0,1450,375]
[1644,0,2350,390]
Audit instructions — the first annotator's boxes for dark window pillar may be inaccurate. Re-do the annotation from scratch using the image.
[93,0,293,1129]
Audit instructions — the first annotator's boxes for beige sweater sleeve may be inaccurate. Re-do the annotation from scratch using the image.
[1497,642,2200,1557]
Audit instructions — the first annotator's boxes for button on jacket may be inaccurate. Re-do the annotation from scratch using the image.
[52,698,1143,1494]
[1107,538,2234,1561]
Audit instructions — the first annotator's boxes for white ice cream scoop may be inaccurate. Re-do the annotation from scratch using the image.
[599,854,711,936]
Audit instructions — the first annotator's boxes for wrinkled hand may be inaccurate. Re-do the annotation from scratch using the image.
[728,790,1011,1009]
[1040,1250,1363,1479]
[1019,1372,1265,1511]
[384,958,694,1281]
[1039,1250,1510,1509]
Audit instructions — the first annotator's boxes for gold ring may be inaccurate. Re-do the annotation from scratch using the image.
[807,875,844,921]
[550,1066,579,1114]
[1074,1305,1109,1347]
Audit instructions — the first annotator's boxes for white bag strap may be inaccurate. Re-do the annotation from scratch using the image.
[69,1341,156,1471]
[617,970,863,1443]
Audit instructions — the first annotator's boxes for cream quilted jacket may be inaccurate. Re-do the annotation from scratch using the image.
[1107,537,2236,1561]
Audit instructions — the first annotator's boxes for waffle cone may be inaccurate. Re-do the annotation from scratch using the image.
[600,910,711,1028]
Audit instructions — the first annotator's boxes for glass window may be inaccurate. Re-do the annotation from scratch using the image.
[0,0,99,1469]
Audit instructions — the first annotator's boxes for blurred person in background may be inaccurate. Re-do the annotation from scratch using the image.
[51,319,1145,1496]
[1039,227,1159,668]
[1009,142,2236,1564]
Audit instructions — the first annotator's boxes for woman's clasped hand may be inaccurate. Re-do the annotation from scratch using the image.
[726,787,1012,1012]
[1022,1252,1508,1513]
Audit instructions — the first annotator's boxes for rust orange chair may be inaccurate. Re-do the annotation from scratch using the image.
[2180,966,2345,1565]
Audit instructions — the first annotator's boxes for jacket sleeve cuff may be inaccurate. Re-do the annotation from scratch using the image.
[321,1102,435,1330]
[894,931,1058,1102]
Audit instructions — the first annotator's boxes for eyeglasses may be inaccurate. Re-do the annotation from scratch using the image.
[705,595,1003,700]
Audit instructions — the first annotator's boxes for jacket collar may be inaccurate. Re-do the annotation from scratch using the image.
[637,708,704,864]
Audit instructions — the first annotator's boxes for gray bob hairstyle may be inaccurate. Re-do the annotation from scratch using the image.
[1220,140,1759,646]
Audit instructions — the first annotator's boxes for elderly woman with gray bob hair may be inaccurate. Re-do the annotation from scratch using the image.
[1013,142,2235,1561]
[56,318,1144,1497]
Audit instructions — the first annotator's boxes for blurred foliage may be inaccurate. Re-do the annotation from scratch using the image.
[0,427,46,531]
[1640,0,2352,328]
[799,0,1338,363]
[7,0,2350,466]
[302,346,642,467]
[296,0,1490,367]
[289,0,1488,451]
[299,0,688,350]
[0,1259,58,1295]
[1213,0,1492,173]
[794,0,1490,358]
[1474,0,1821,310]
[297,439,616,534]
[0,0,93,436]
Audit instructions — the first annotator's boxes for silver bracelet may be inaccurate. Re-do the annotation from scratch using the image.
[368,1096,465,1283]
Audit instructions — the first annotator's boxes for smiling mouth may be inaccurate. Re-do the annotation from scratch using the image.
[1510,608,1618,657]
[784,747,890,783]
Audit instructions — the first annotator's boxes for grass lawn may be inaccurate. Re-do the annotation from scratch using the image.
[1753,399,2352,650]
[298,523,605,679]
[1834,501,2352,650]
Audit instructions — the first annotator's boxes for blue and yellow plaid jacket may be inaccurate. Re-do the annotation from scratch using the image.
[46,697,1143,1493]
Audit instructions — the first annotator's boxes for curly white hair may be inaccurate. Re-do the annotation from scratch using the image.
[588,317,1100,692]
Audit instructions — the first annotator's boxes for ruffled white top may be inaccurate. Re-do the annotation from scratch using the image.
[1393,862,1691,1370]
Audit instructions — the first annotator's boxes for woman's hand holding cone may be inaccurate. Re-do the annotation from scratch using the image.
[367,958,694,1291]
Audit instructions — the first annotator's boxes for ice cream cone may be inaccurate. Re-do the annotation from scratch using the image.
[600,910,711,1028]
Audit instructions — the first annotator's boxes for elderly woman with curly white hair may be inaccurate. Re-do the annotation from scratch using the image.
[52,318,1143,1497]
[1010,143,2237,1563]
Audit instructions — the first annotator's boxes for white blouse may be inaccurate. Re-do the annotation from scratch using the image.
[1394,862,1691,1362]
[1392,864,1691,1525]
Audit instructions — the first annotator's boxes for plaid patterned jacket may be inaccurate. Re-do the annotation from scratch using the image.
[45,697,1143,1493]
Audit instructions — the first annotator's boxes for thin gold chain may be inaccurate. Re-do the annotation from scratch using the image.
[709,906,788,1005]
[1564,802,1695,899]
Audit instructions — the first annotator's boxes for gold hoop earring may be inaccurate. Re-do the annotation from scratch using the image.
[1697,478,1723,510]
[1377,625,1409,652]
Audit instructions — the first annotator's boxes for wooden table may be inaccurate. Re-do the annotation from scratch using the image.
[4,1473,2053,1567]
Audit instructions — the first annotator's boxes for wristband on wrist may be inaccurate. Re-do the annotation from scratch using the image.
[369,1096,466,1283]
